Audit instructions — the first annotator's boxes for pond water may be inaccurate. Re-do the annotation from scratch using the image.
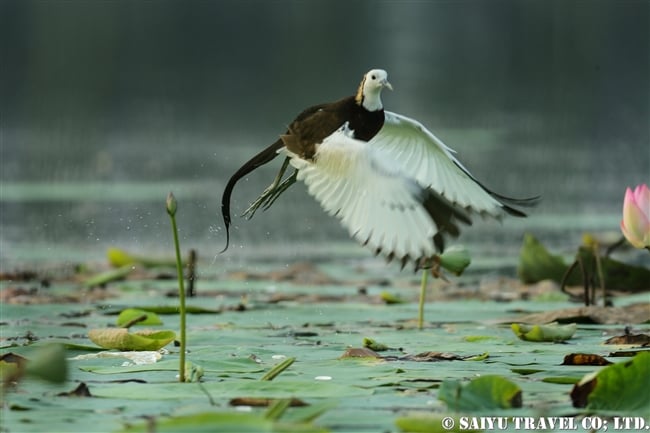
[2,1,648,270]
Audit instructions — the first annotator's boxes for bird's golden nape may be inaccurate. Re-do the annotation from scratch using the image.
[354,74,366,106]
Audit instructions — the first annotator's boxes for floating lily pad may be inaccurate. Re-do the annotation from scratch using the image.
[107,247,178,268]
[118,411,329,433]
[83,265,134,288]
[396,415,481,433]
[511,322,576,342]
[438,375,522,411]
[571,351,650,412]
[362,337,390,351]
[117,308,163,327]
[88,328,175,351]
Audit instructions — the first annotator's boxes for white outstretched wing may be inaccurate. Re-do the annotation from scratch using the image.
[285,128,441,262]
[373,111,505,217]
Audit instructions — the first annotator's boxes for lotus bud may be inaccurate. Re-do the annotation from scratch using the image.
[166,192,177,217]
[620,184,650,250]
[438,245,471,276]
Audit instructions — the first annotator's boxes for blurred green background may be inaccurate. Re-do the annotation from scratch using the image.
[1,0,648,266]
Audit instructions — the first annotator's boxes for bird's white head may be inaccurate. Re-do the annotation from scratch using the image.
[356,69,392,111]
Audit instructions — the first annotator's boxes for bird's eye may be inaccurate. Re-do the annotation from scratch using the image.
[371,75,376,80]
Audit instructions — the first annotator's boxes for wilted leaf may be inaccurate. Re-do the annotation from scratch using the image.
[562,353,612,366]
[57,382,92,397]
[397,352,466,362]
[512,303,650,325]
[0,353,27,384]
[229,397,307,407]
[571,351,650,412]
[88,328,175,351]
[604,333,650,345]
[438,375,522,411]
[511,322,576,342]
[339,348,382,359]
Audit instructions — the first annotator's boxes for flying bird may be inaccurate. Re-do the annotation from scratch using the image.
[220,69,538,325]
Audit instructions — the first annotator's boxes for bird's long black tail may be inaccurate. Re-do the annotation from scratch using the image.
[451,161,540,217]
[220,138,284,253]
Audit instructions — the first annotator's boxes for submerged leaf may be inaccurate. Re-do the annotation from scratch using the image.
[438,375,522,411]
[88,328,175,351]
[511,322,576,342]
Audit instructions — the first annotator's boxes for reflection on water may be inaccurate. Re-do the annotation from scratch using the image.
[1,1,648,267]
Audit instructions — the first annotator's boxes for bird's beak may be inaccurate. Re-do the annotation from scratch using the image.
[382,79,393,91]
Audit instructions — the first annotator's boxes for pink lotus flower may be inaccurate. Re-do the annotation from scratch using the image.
[620,183,650,250]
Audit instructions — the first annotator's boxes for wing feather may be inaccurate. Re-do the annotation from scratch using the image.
[373,112,506,217]
[287,129,444,262]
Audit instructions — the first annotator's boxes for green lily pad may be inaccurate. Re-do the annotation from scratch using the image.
[88,328,175,351]
[83,265,134,288]
[511,322,576,342]
[25,343,68,384]
[438,375,522,412]
[118,411,329,433]
[117,308,164,327]
[380,291,406,304]
[396,415,481,433]
[517,233,572,284]
[363,337,390,351]
[571,351,650,413]
[107,247,178,268]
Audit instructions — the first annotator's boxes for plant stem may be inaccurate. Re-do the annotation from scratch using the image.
[167,192,186,383]
[418,268,428,330]
[260,357,295,381]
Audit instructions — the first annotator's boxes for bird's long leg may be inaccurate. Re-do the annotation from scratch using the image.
[242,156,291,220]
[417,256,445,329]
[262,170,298,211]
